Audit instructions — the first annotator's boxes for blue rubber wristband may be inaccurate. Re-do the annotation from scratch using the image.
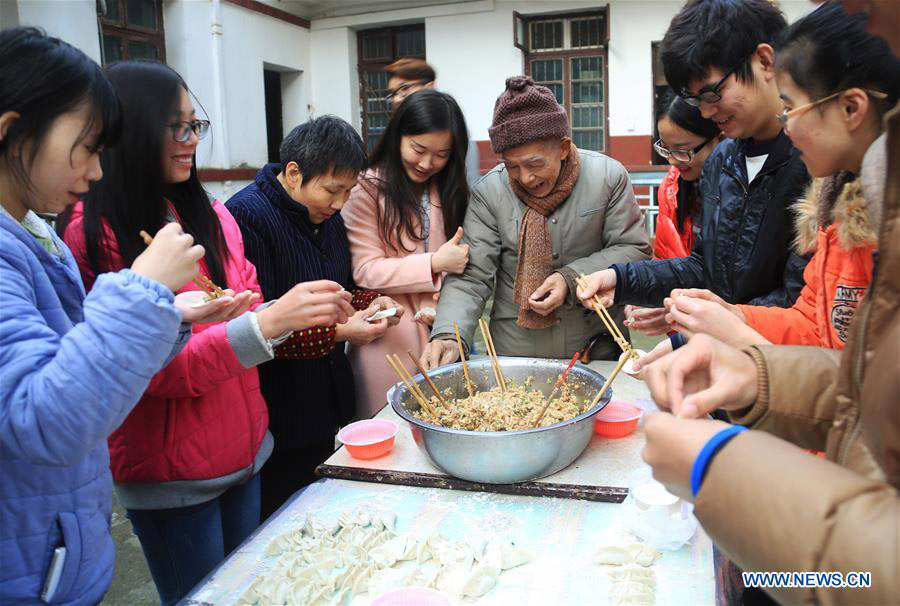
[691,426,748,497]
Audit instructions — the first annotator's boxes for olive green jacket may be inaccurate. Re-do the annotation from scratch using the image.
[431,149,652,359]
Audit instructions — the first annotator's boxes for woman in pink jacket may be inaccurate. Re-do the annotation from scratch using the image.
[343,90,471,417]
[61,61,353,606]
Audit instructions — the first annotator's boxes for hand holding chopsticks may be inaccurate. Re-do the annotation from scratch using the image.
[140,229,226,300]
[129,224,205,293]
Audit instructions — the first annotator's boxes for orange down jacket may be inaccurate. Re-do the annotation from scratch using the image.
[737,176,876,348]
[653,166,696,259]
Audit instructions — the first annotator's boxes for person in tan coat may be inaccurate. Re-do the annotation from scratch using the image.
[577,4,899,604]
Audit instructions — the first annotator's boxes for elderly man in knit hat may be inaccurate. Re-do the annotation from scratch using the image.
[421,76,652,369]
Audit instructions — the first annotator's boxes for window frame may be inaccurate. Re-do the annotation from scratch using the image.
[357,24,426,151]
[517,8,609,153]
[98,0,166,64]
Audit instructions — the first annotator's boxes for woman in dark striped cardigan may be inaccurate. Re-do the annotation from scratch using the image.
[226,117,403,519]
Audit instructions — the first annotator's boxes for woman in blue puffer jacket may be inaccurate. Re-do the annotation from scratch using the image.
[0,28,241,605]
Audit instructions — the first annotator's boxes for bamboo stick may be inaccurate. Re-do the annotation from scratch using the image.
[478,319,504,392]
[386,354,434,415]
[407,350,445,403]
[588,353,630,410]
[453,321,475,397]
[479,318,507,391]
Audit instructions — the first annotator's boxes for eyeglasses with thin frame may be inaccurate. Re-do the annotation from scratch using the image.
[680,62,742,107]
[775,89,888,128]
[653,137,714,163]
[169,119,210,143]
[382,80,431,104]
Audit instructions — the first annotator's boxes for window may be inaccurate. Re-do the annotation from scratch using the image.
[515,9,608,152]
[98,0,165,64]
[357,25,425,150]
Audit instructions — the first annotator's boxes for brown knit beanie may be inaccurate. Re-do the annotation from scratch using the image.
[488,75,570,153]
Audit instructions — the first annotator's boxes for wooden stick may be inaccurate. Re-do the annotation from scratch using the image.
[407,350,445,403]
[480,318,507,391]
[532,352,580,427]
[453,321,475,397]
[478,319,504,392]
[392,354,430,409]
[386,354,433,415]
[588,354,630,410]
[139,229,226,299]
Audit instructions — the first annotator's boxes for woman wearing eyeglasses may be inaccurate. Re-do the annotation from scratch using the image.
[58,61,354,606]
[623,93,722,337]
[653,91,721,260]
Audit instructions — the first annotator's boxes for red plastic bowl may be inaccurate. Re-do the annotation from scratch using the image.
[371,587,451,606]
[594,400,642,438]
[337,419,398,459]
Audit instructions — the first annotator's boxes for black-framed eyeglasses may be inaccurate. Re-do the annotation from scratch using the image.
[168,119,210,143]
[381,80,431,104]
[653,137,714,163]
[680,63,741,107]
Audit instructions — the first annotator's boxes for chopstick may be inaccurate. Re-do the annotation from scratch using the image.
[386,354,435,416]
[407,350,445,403]
[139,230,227,299]
[587,353,630,410]
[453,321,475,397]
[478,318,506,392]
[532,352,580,427]
[575,274,638,361]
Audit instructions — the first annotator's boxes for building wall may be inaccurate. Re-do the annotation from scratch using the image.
[164,0,311,201]
[308,0,816,169]
[7,0,101,62]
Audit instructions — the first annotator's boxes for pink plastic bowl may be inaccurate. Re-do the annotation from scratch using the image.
[371,587,451,606]
[337,419,398,460]
[594,400,642,438]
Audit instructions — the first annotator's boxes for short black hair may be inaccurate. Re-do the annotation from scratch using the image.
[776,0,900,117]
[279,115,367,180]
[660,0,787,95]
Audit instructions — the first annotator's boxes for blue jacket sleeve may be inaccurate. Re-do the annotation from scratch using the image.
[0,262,182,466]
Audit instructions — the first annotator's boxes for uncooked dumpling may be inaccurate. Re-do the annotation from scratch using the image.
[461,562,500,597]
[609,579,655,605]
[626,543,661,567]
[499,541,531,570]
[593,545,633,565]
[608,564,656,588]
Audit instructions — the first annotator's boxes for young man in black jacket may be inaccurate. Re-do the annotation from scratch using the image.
[581,0,810,324]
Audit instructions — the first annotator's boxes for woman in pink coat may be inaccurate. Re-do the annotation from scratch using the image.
[343,90,471,417]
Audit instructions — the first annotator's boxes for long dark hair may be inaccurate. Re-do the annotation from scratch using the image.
[656,90,719,234]
[366,89,469,253]
[0,27,120,202]
[775,0,900,121]
[68,60,228,287]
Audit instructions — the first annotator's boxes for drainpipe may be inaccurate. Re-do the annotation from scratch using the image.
[210,0,231,172]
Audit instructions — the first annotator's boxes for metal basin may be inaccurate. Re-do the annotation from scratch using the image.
[388,357,611,484]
